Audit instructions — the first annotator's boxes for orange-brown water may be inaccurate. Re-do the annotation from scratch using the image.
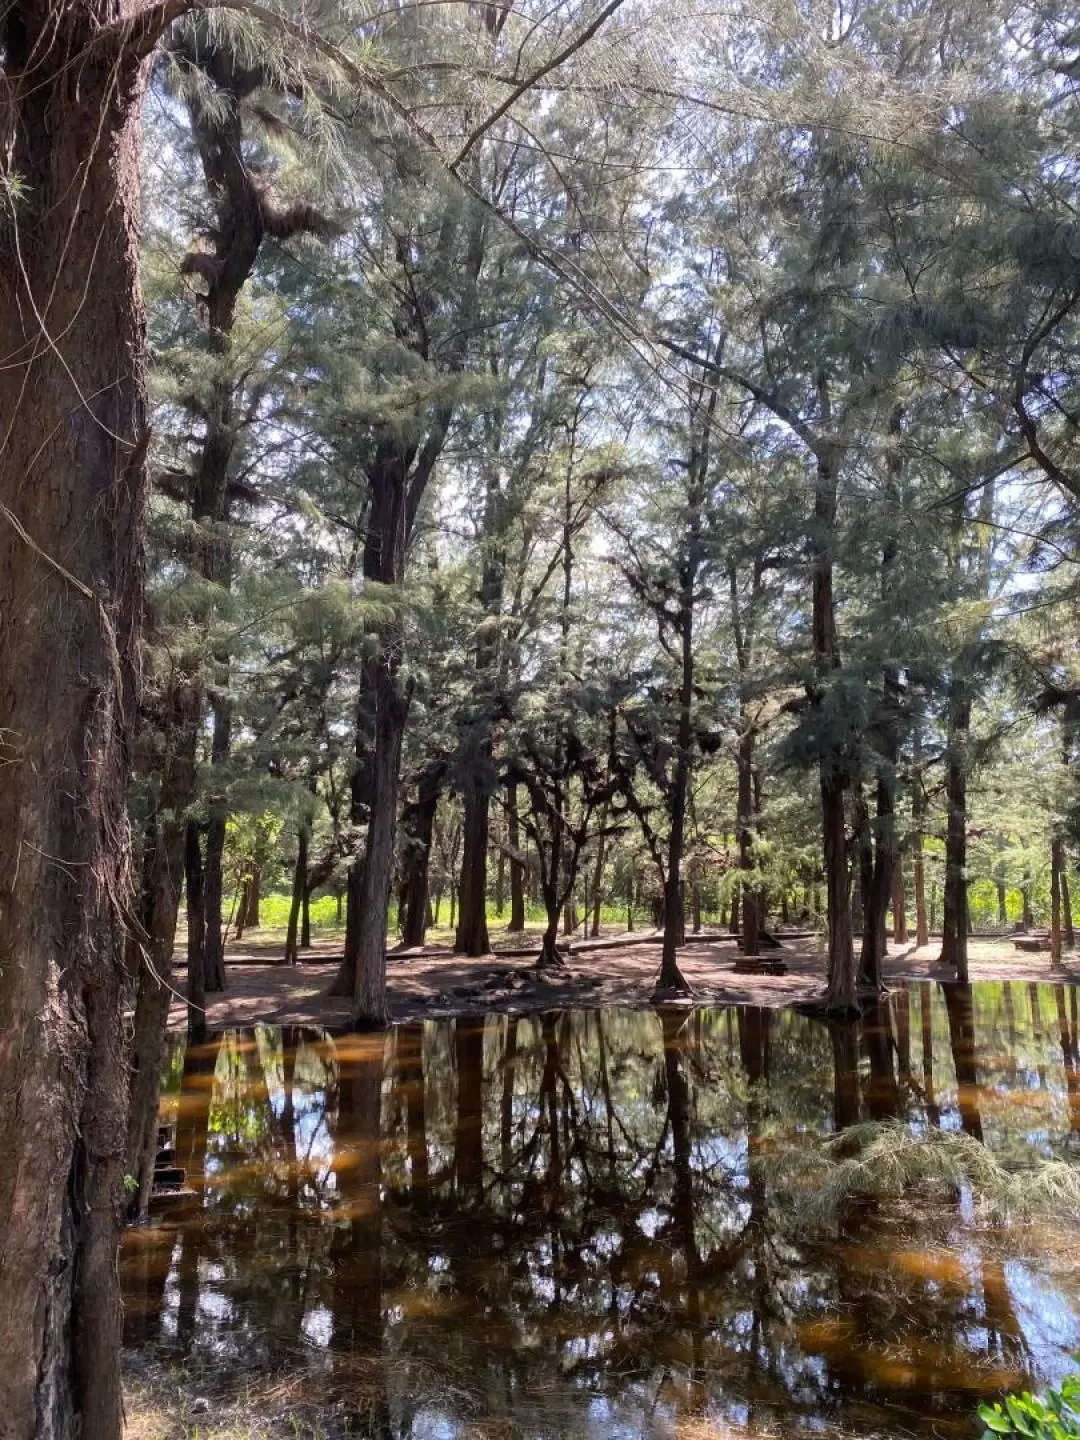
[123,981,1080,1438]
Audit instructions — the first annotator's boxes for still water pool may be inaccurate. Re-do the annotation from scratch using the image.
[123,981,1080,1438]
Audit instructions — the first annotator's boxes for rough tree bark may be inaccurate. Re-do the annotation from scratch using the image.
[0,7,163,1434]
[399,767,442,949]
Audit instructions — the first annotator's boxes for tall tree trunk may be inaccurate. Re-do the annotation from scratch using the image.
[352,654,410,1026]
[996,878,1008,926]
[892,856,908,943]
[455,787,492,956]
[506,782,526,931]
[737,726,760,958]
[1063,870,1075,949]
[913,831,929,947]
[657,596,693,994]
[0,12,158,1432]
[283,827,308,965]
[185,822,208,1039]
[813,446,856,1013]
[940,678,972,981]
[202,695,230,992]
[590,816,609,938]
[1051,830,1064,966]
[399,770,441,949]
[495,836,506,917]
[333,446,420,1018]
[861,408,903,987]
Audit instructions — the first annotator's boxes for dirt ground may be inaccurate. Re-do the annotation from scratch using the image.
[165,929,1080,1031]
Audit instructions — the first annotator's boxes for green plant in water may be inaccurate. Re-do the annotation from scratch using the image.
[978,1372,1080,1439]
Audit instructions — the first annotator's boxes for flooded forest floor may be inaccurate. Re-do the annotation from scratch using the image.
[166,930,1080,1030]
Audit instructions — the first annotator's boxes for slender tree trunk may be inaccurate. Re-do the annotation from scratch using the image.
[996,878,1008,926]
[862,409,903,985]
[737,726,760,957]
[399,771,440,949]
[243,865,261,929]
[590,817,609,939]
[233,878,249,941]
[185,822,208,1040]
[506,782,526,932]
[813,446,856,1013]
[495,839,506,917]
[0,16,158,1430]
[1063,871,1075,949]
[202,695,230,992]
[940,679,972,981]
[301,884,312,949]
[657,602,693,994]
[1051,831,1064,966]
[913,833,929,947]
[283,827,308,966]
[892,856,908,943]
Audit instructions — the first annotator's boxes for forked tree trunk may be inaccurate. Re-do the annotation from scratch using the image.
[0,12,158,1433]
[283,827,308,965]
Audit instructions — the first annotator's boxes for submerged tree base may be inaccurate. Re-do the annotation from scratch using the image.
[650,983,695,1004]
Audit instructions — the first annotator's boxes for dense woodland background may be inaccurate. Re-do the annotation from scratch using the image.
[131,0,1080,1025]
[3,1,1080,1435]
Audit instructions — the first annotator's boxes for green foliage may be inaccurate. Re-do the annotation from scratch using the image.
[978,1372,1080,1440]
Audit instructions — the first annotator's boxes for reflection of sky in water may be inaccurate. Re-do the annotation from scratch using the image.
[126,983,1080,1439]
[1007,1261,1080,1379]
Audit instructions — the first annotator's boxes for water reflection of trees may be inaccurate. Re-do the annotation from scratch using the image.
[122,983,1080,1438]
